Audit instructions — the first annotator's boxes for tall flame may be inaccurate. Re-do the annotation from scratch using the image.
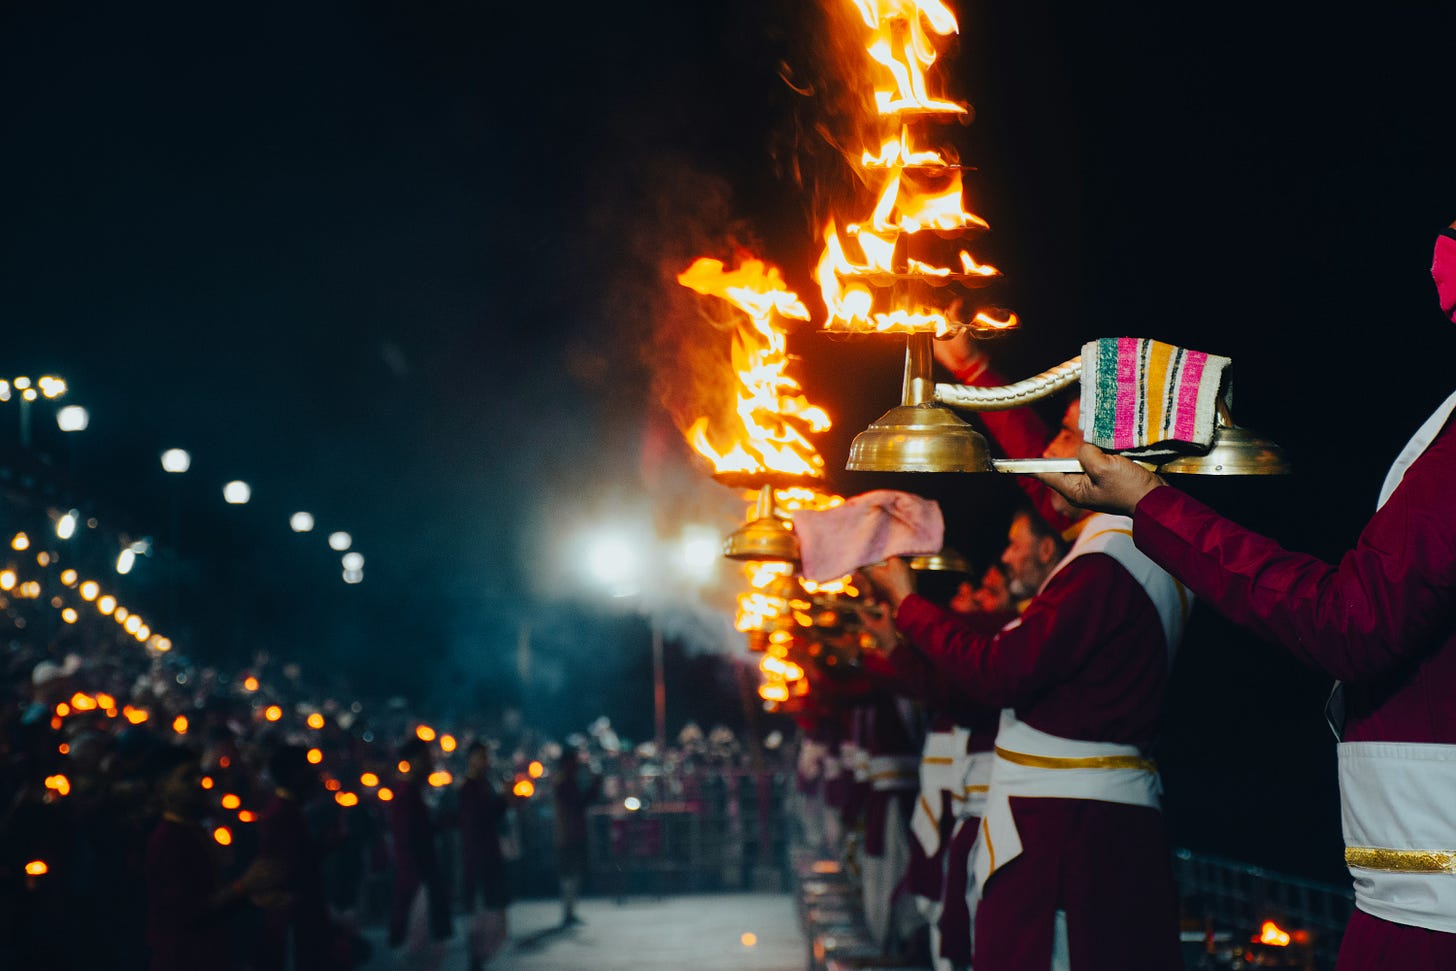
[678,256,829,480]
[814,1,1018,336]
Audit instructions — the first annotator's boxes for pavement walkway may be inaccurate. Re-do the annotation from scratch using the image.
[359,892,805,971]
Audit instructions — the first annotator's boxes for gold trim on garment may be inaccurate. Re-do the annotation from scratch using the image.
[994,746,1157,774]
[1345,846,1456,873]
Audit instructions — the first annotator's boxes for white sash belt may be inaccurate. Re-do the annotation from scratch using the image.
[869,754,920,792]
[912,728,969,856]
[844,743,870,784]
[953,750,992,823]
[1339,741,1456,932]
[973,712,1161,894]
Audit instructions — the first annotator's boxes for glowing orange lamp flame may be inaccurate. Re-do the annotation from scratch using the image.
[1258,921,1291,947]
[814,0,1017,337]
[678,257,829,482]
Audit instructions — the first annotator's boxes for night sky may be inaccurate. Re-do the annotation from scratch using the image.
[5,1,1456,881]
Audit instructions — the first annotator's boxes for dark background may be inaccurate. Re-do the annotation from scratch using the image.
[4,0,1456,881]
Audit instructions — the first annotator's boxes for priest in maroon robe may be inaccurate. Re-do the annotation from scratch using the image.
[863,380,1188,970]
[1035,224,1456,971]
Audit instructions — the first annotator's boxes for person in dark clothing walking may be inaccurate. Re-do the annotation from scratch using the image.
[551,748,600,926]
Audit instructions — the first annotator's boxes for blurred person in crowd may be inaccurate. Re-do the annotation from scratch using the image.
[145,746,281,971]
[459,741,512,970]
[552,746,600,926]
[257,744,333,970]
[388,737,452,948]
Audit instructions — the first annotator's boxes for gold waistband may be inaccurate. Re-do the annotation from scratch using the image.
[994,746,1157,774]
[1345,846,1456,873]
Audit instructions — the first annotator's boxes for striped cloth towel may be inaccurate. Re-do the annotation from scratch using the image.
[1080,337,1230,453]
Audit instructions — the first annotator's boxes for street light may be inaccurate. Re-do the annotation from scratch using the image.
[116,549,136,575]
[160,449,191,473]
[583,532,642,599]
[55,406,88,432]
[327,531,351,551]
[676,525,722,586]
[223,481,251,504]
[290,512,315,533]
[341,552,364,571]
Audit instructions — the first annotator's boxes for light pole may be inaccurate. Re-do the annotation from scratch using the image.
[160,449,191,630]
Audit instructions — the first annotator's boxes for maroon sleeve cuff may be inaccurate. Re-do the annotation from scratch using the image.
[1133,484,1207,563]
[893,592,940,632]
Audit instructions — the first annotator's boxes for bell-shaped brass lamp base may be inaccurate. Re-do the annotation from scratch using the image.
[1160,425,1291,475]
[1160,400,1291,476]
[723,484,801,563]
[846,334,995,473]
[909,547,971,574]
[846,403,995,473]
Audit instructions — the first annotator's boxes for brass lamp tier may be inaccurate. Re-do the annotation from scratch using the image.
[710,470,825,492]
[908,547,971,574]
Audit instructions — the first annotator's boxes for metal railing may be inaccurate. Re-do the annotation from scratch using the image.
[1173,848,1354,970]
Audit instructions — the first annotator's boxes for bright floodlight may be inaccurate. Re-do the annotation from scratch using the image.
[160,448,191,473]
[342,568,363,584]
[328,531,351,551]
[341,552,364,571]
[116,549,136,575]
[55,405,89,432]
[584,532,641,598]
[290,512,315,533]
[56,511,77,541]
[677,525,721,585]
[223,481,251,504]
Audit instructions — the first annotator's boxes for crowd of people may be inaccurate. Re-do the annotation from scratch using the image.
[0,606,781,971]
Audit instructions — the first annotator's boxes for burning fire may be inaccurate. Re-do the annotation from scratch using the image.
[677,256,828,481]
[1258,921,1291,947]
[814,1,1017,337]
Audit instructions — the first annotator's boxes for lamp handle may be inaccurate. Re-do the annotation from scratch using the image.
[935,355,1082,412]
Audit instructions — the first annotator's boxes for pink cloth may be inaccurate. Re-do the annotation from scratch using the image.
[792,490,943,581]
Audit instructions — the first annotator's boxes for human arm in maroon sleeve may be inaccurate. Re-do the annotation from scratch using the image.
[1132,437,1456,682]
[1039,430,1456,682]
[892,554,1142,709]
